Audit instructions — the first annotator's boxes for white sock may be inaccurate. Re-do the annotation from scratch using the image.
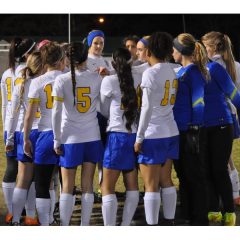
[144,192,161,225]
[12,188,28,223]
[59,193,73,226]
[102,194,118,226]
[121,191,139,226]
[161,186,177,219]
[81,193,94,226]
[230,169,240,199]
[36,198,51,226]
[2,182,16,214]
[25,182,36,218]
[72,194,76,213]
[49,190,56,224]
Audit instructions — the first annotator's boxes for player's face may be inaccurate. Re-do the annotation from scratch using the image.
[202,41,215,58]
[89,37,104,56]
[136,41,147,62]
[172,47,182,63]
[126,40,138,60]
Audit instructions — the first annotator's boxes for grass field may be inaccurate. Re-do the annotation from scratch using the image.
[0,92,240,225]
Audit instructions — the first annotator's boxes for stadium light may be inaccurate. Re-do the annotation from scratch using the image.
[98,17,105,24]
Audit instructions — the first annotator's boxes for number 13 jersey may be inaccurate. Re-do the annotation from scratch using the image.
[141,62,179,139]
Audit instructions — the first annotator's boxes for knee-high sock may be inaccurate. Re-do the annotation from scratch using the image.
[121,191,139,226]
[102,194,118,226]
[36,198,51,226]
[72,194,76,213]
[230,169,240,199]
[59,193,73,226]
[25,182,36,218]
[49,189,56,224]
[2,182,16,214]
[161,186,177,220]
[81,193,94,226]
[12,188,28,223]
[144,192,161,225]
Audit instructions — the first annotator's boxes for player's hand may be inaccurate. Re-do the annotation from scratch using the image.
[5,145,14,153]
[24,139,33,158]
[54,147,63,155]
[96,67,109,76]
[134,142,142,154]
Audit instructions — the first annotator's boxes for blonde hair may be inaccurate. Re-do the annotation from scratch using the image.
[17,51,43,111]
[201,31,237,83]
[177,33,210,80]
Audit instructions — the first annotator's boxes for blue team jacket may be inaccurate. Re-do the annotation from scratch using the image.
[204,61,240,127]
[173,64,206,131]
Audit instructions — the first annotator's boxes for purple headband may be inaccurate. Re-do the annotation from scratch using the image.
[139,38,148,47]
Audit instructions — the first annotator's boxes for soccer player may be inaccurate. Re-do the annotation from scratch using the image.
[100,47,141,226]
[52,42,103,226]
[172,33,209,225]
[24,42,65,225]
[1,37,36,224]
[134,32,179,225]
[202,31,240,207]
[6,52,43,225]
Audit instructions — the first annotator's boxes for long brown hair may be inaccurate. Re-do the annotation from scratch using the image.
[177,33,210,81]
[201,31,237,83]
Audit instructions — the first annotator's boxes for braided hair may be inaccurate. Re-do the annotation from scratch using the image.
[112,47,138,132]
[69,42,89,105]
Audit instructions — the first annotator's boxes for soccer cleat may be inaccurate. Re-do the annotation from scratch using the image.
[208,212,222,223]
[223,212,236,226]
[5,213,13,225]
[12,222,20,226]
[24,216,39,226]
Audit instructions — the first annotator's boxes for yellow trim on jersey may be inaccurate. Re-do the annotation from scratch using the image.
[53,96,64,102]
[29,98,40,104]
[192,98,204,107]
[230,88,237,100]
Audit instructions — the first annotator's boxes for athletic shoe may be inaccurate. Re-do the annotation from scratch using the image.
[208,212,222,223]
[5,213,13,224]
[223,212,236,226]
[24,216,39,226]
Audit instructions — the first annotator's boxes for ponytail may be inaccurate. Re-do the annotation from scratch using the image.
[8,37,22,73]
[222,34,237,83]
[69,43,76,106]
[193,42,210,81]
[112,48,138,132]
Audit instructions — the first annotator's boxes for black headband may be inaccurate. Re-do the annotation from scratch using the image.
[173,38,195,56]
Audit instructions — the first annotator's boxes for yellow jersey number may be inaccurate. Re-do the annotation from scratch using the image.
[76,87,91,113]
[44,84,53,109]
[160,79,178,106]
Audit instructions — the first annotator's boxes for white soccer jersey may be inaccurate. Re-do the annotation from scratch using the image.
[52,70,102,147]
[1,64,25,132]
[100,72,142,133]
[6,78,40,146]
[87,54,113,72]
[136,63,179,143]
[28,70,62,132]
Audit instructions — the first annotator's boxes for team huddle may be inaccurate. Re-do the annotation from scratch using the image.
[1,29,240,226]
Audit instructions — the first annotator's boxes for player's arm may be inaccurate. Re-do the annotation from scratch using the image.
[135,86,154,153]
[5,86,21,151]
[52,96,63,155]
[1,77,7,132]
[100,76,112,118]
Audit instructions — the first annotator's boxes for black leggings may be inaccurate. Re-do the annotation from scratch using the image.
[174,129,208,225]
[3,156,18,182]
[34,164,55,198]
[205,124,234,213]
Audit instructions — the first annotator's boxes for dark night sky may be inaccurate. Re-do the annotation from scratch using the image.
[1,14,240,59]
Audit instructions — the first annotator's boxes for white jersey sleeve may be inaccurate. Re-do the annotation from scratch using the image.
[6,85,21,146]
[52,76,64,148]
